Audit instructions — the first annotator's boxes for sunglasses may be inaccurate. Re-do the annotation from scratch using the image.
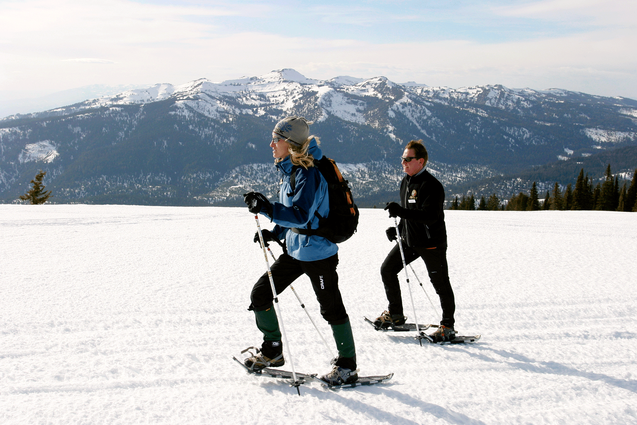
[400,156,418,162]
[271,133,287,144]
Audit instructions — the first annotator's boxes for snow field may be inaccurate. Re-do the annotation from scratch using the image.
[1,205,636,424]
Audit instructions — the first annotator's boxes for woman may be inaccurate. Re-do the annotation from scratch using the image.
[243,116,358,385]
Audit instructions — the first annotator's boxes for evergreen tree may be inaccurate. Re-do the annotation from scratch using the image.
[563,184,573,210]
[527,182,540,211]
[507,192,529,211]
[486,193,501,211]
[617,184,628,212]
[505,194,516,211]
[444,166,637,213]
[625,169,637,212]
[459,194,475,210]
[458,195,467,210]
[520,193,529,211]
[572,169,591,210]
[613,176,620,211]
[450,196,459,210]
[550,182,563,211]
[592,183,601,208]
[597,165,615,211]
[478,196,487,211]
[468,194,476,211]
[20,170,52,205]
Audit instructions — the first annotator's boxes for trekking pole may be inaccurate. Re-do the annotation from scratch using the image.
[393,217,429,345]
[253,215,302,394]
[408,264,441,318]
[263,242,335,358]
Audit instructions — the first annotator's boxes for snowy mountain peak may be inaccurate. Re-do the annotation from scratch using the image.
[401,81,429,88]
[15,69,631,121]
[328,76,366,87]
[260,69,316,85]
[77,83,181,108]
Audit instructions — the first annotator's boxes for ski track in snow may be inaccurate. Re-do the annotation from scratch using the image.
[1,205,636,424]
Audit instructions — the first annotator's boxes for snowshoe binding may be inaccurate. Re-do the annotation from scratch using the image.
[372,310,407,329]
[428,325,456,343]
[242,341,284,372]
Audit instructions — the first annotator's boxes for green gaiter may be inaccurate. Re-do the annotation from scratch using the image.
[254,305,282,342]
[331,320,356,359]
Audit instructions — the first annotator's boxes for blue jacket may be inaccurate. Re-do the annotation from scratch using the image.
[261,139,338,261]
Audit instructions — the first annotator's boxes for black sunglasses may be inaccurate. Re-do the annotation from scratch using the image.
[400,156,418,162]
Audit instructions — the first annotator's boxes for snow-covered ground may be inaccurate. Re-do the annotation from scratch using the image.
[1,205,636,424]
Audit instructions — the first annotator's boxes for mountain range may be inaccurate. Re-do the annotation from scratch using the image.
[1,68,637,207]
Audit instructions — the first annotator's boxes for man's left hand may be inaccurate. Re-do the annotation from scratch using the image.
[384,202,404,218]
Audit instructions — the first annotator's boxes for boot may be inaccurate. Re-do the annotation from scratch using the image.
[373,310,406,328]
[429,325,456,342]
[320,364,358,385]
[243,341,284,371]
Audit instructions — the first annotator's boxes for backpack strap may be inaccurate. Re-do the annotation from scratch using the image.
[290,210,323,236]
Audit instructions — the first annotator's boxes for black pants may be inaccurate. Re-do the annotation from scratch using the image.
[250,253,349,326]
[380,244,455,328]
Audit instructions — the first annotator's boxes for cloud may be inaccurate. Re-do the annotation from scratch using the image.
[0,0,636,102]
[62,58,116,64]
[0,0,252,47]
[493,0,634,26]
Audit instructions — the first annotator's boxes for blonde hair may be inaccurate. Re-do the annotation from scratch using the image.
[276,136,321,169]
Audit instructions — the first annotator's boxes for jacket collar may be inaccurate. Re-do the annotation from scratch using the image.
[276,138,323,175]
[406,167,429,183]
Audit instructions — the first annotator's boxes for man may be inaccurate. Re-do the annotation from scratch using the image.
[374,139,457,342]
[242,116,358,385]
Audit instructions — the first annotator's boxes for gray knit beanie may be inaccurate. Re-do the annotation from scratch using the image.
[273,116,310,146]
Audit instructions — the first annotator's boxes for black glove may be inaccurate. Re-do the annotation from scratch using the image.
[384,202,404,218]
[253,229,278,245]
[385,227,397,242]
[244,192,273,216]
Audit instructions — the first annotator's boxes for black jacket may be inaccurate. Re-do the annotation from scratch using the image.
[398,169,447,248]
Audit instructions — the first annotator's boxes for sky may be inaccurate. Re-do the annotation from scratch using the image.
[1,0,636,114]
